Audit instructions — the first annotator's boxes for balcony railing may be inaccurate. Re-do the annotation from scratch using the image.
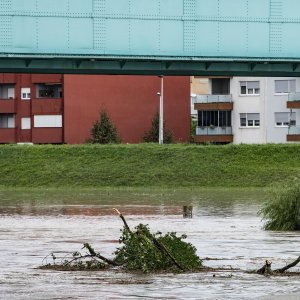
[193,94,232,104]
[288,93,300,101]
[288,126,300,135]
[196,126,232,136]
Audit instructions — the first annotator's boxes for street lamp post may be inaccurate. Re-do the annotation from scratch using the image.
[157,75,164,145]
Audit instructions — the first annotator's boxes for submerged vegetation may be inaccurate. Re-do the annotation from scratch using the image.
[0,144,300,188]
[41,209,300,275]
[260,182,300,231]
[42,210,203,273]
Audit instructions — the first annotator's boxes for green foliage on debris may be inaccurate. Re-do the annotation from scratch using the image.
[41,223,203,273]
[88,109,121,144]
[114,224,202,273]
[259,182,300,231]
[143,111,173,143]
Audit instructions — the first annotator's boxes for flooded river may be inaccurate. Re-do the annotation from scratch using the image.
[0,189,299,299]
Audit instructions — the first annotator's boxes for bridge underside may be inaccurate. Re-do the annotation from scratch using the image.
[2,56,300,76]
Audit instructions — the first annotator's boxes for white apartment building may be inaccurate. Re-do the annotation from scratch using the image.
[191,77,300,144]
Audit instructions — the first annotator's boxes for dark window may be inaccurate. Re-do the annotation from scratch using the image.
[36,84,63,98]
[211,78,230,95]
[0,84,15,99]
[0,113,15,128]
[198,111,231,127]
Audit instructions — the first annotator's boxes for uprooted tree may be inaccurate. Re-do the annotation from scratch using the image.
[42,209,203,273]
[41,209,300,275]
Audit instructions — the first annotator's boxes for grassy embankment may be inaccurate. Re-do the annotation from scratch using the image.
[0,143,299,189]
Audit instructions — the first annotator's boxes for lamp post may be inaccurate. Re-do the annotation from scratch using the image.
[157,75,164,145]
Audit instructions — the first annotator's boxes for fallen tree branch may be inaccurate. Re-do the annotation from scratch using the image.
[257,256,300,275]
[113,208,132,233]
[152,237,185,271]
[274,256,300,273]
[113,208,184,271]
[83,243,120,266]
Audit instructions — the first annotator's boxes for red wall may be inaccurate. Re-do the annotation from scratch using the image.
[0,74,63,144]
[63,75,190,144]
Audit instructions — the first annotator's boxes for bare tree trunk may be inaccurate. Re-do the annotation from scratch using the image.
[274,256,300,273]
[257,256,300,275]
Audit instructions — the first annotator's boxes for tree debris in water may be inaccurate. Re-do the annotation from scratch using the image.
[40,208,203,273]
[40,209,300,276]
[256,257,300,276]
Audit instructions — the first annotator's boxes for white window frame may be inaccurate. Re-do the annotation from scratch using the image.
[21,88,31,100]
[274,80,296,95]
[240,113,260,128]
[21,117,31,130]
[240,81,260,96]
[275,112,296,127]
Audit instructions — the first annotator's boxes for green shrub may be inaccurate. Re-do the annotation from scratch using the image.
[259,182,300,231]
[143,111,173,143]
[190,117,197,143]
[88,109,121,144]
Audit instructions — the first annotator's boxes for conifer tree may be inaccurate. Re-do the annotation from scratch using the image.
[89,109,121,144]
[143,111,173,143]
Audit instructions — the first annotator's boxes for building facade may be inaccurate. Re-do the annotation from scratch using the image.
[192,76,300,144]
[0,74,190,144]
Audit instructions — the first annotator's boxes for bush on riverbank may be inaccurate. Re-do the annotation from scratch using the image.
[0,143,299,188]
[260,182,300,231]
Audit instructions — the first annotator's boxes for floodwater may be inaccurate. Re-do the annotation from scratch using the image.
[0,189,299,300]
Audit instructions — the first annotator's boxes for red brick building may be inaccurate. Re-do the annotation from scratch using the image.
[0,74,190,144]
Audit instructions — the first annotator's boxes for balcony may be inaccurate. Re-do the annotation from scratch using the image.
[0,99,16,113]
[0,128,16,143]
[195,126,233,143]
[193,95,233,110]
[287,93,300,109]
[287,126,300,142]
[32,98,63,114]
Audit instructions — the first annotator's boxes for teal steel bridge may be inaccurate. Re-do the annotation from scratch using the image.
[1,0,300,75]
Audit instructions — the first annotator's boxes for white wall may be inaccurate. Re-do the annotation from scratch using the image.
[264,77,300,143]
[231,77,267,144]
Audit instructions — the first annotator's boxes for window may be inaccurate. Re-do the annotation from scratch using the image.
[275,80,296,94]
[275,112,296,127]
[0,84,15,99]
[240,81,260,95]
[36,84,63,98]
[240,113,260,127]
[34,115,62,128]
[198,111,231,127]
[21,88,31,100]
[211,78,230,95]
[21,117,31,130]
[0,114,15,128]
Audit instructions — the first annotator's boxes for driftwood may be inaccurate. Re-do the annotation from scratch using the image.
[257,256,300,275]
[113,208,185,271]
[274,256,300,273]
[83,243,120,266]
[257,260,272,275]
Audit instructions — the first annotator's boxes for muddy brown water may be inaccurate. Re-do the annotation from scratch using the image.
[0,189,299,299]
